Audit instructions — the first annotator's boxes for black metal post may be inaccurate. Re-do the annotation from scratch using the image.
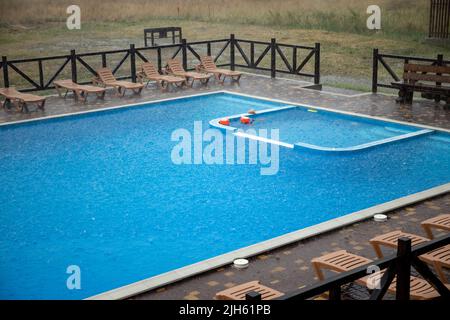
[2,56,9,88]
[245,291,262,301]
[38,60,44,89]
[372,48,379,93]
[437,54,444,87]
[230,34,235,71]
[395,237,412,300]
[157,47,162,72]
[70,49,77,83]
[101,53,107,68]
[314,43,320,84]
[207,42,211,57]
[292,47,297,74]
[329,285,341,300]
[250,42,255,67]
[181,39,188,70]
[271,38,276,78]
[130,44,136,82]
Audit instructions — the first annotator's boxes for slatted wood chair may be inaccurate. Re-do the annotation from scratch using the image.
[369,230,429,258]
[196,56,242,83]
[137,62,186,91]
[165,59,211,87]
[215,281,284,300]
[312,250,450,300]
[54,79,106,102]
[419,244,450,283]
[93,68,144,97]
[391,63,450,104]
[0,87,46,112]
[421,214,450,239]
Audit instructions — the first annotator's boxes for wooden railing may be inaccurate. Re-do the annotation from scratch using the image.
[245,234,450,301]
[0,34,320,92]
[371,49,450,93]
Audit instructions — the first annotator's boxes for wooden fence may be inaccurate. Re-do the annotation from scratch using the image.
[0,34,320,92]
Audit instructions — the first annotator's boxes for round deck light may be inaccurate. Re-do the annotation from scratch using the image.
[233,258,249,269]
[374,214,388,222]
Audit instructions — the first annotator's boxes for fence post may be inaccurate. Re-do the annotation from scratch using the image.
[245,291,262,301]
[395,237,412,301]
[372,48,379,93]
[271,38,276,78]
[329,285,341,300]
[130,44,136,82]
[157,47,162,72]
[70,50,77,83]
[2,56,9,88]
[181,39,188,70]
[436,54,444,87]
[230,34,235,71]
[314,42,320,85]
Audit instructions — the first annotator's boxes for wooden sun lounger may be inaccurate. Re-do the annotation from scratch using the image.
[421,214,450,239]
[165,59,211,87]
[0,87,46,112]
[54,80,106,102]
[419,244,450,283]
[93,68,144,97]
[197,56,242,83]
[369,230,429,258]
[215,280,284,300]
[312,250,449,300]
[137,62,186,91]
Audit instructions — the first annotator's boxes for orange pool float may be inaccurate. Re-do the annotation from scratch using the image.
[240,116,251,124]
[219,118,230,126]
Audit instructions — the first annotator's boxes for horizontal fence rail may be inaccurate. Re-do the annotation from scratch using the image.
[372,49,450,93]
[0,34,320,93]
[269,234,450,301]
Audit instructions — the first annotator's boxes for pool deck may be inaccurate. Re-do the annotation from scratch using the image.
[1,72,449,300]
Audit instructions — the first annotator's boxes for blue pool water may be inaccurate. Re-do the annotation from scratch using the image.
[0,92,449,299]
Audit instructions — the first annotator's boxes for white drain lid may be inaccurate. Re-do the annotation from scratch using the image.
[374,214,388,222]
[233,258,249,269]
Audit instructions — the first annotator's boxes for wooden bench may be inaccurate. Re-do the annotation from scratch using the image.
[391,63,450,104]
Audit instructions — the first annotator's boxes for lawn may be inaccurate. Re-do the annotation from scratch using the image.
[0,0,449,92]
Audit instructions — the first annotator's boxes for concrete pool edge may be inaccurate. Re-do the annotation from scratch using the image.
[87,182,450,300]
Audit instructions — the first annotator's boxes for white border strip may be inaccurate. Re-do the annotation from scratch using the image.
[88,182,450,300]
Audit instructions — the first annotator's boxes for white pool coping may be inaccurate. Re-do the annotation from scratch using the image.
[1,89,449,300]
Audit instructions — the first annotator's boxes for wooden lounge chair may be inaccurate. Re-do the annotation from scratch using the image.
[54,80,106,102]
[419,244,450,283]
[137,62,186,91]
[165,59,211,87]
[312,250,449,300]
[215,280,284,300]
[197,56,242,83]
[369,230,429,258]
[421,214,450,239]
[93,68,144,97]
[0,87,46,112]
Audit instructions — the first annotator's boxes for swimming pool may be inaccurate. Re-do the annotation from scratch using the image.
[0,92,449,299]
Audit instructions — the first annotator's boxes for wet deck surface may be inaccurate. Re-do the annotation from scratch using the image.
[1,73,449,300]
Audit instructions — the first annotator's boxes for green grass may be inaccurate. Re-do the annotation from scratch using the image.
[1,4,449,92]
